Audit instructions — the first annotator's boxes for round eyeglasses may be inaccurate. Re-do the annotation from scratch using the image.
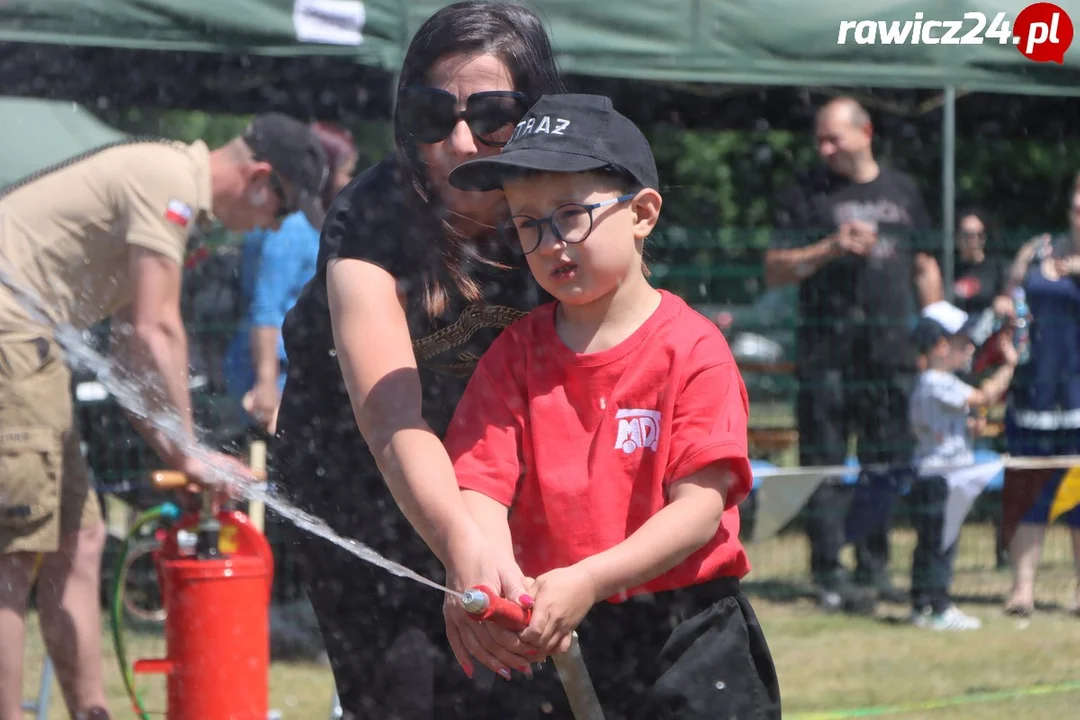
[504,193,637,255]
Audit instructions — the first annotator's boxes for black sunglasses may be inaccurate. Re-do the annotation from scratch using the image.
[250,148,294,222]
[397,87,529,147]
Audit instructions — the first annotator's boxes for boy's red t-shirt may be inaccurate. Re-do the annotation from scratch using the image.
[444,290,753,602]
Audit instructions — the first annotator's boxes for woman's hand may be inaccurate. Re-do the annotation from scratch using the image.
[1053,255,1080,278]
[442,534,537,680]
[1007,234,1052,291]
[1018,233,1052,263]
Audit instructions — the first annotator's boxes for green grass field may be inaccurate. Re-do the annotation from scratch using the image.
[18,524,1080,719]
[21,595,1080,720]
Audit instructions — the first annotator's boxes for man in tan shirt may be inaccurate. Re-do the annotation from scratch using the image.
[0,113,327,720]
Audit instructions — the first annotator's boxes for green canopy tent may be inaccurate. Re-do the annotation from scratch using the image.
[3,0,1080,288]
[0,97,127,188]
[2,0,1079,94]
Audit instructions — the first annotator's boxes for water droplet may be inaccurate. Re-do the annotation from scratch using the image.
[714,681,726,690]
[329,348,337,357]
[599,397,606,410]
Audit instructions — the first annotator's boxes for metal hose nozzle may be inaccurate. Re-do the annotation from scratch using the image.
[460,588,489,615]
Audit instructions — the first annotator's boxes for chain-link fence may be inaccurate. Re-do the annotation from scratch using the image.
[81,226,1079,612]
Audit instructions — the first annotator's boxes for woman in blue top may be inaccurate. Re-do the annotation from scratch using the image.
[1000,173,1080,617]
[224,122,357,432]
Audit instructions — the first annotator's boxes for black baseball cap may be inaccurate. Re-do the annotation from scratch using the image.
[912,317,954,355]
[448,94,659,192]
[242,113,330,226]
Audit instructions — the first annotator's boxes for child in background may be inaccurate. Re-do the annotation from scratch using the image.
[909,302,1017,630]
[440,94,780,719]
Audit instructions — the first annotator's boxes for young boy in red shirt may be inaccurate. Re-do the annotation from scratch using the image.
[442,94,780,719]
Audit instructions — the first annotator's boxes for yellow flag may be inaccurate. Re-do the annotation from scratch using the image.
[1049,466,1080,523]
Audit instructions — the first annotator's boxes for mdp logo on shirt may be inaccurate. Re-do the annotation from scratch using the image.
[615,409,661,454]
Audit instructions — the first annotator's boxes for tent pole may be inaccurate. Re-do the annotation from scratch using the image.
[942,85,956,302]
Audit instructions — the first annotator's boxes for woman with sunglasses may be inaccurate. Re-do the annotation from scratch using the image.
[271,2,564,717]
[953,207,1012,318]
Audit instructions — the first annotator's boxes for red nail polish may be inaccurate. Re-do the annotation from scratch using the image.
[519,594,534,605]
[463,665,474,679]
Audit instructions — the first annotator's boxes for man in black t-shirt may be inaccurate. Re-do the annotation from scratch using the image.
[764,97,944,614]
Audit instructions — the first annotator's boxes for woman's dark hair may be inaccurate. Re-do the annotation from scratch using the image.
[393,0,565,317]
[310,122,357,210]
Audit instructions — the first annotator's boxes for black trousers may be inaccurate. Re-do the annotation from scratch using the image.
[286,522,782,719]
[282,517,480,720]
[480,577,782,720]
[797,367,914,586]
[909,476,956,614]
[273,382,479,720]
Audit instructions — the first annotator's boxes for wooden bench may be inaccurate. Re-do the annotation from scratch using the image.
[748,427,800,455]
[742,361,799,457]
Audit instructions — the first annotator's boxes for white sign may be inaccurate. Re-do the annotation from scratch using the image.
[293,0,366,46]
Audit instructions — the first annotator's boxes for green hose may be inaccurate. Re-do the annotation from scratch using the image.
[109,502,180,720]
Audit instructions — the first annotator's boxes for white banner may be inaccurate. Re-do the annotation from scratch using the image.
[293,0,366,46]
[750,469,831,542]
[936,460,1005,552]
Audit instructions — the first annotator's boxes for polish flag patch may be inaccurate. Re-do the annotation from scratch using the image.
[164,199,193,228]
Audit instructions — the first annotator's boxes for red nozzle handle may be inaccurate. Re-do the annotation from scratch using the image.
[464,585,531,631]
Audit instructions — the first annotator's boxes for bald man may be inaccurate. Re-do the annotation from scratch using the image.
[765,97,944,615]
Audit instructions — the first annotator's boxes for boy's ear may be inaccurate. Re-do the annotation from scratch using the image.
[631,188,662,240]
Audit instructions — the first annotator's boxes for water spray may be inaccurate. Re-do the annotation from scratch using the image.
[0,255,456,594]
[0,256,605,718]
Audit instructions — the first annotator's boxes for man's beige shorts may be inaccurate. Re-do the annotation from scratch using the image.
[0,337,101,554]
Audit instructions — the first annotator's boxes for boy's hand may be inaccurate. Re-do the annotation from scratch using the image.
[991,294,1015,320]
[998,332,1019,366]
[518,565,599,656]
